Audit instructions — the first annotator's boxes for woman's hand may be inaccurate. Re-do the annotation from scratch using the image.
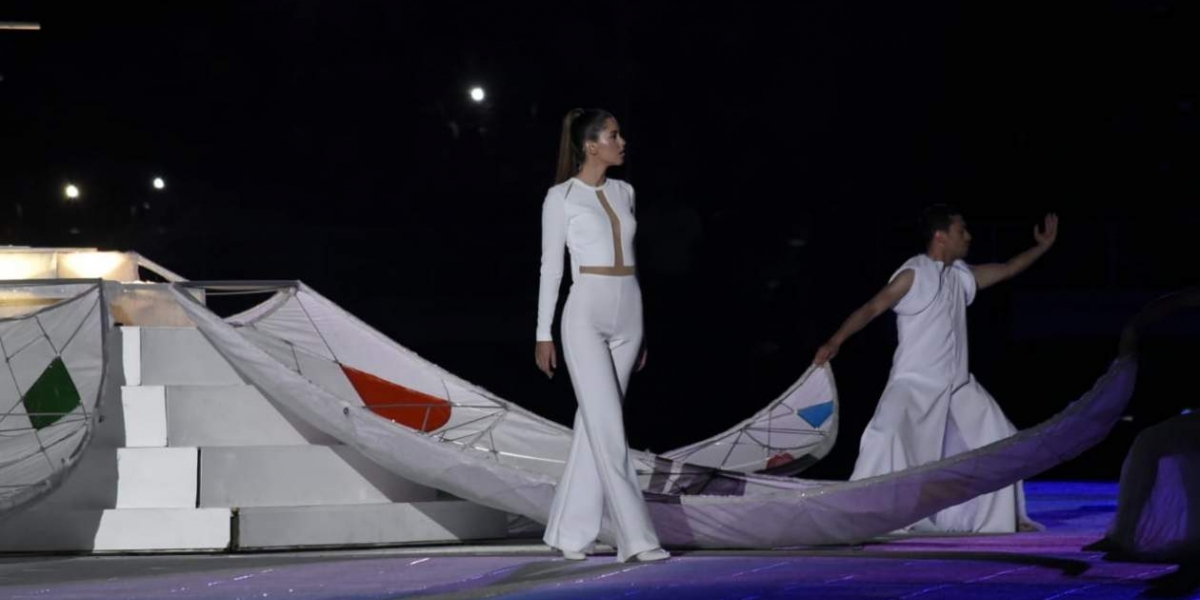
[535,341,557,379]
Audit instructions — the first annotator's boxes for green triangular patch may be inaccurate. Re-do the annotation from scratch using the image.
[21,357,81,430]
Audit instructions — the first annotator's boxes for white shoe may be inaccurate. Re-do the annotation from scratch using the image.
[632,548,670,562]
[560,549,586,561]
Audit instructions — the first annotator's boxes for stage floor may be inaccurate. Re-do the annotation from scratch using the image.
[1,481,1194,599]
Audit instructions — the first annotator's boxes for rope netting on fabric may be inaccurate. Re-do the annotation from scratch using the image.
[0,281,108,517]
[659,363,838,475]
[181,281,838,483]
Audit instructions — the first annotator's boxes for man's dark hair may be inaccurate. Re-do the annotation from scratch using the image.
[919,204,962,247]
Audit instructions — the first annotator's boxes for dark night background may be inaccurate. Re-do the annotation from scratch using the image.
[2,1,1198,482]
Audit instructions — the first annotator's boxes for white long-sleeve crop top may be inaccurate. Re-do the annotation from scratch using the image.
[536,177,638,341]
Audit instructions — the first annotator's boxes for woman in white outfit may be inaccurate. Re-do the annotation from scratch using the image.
[534,108,669,563]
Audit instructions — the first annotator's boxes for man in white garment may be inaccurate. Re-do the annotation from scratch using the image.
[814,204,1058,533]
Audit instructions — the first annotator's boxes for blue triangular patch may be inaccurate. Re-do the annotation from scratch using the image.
[797,401,834,428]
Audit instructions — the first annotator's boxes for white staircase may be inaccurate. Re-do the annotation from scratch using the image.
[0,311,508,552]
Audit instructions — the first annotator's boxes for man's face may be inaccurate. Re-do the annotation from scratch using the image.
[941,215,972,260]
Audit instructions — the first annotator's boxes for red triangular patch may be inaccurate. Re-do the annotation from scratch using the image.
[766,452,795,469]
[341,365,452,432]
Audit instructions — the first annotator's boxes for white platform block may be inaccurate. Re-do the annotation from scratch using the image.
[166,385,338,447]
[122,326,141,386]
[122,386,167,447]
[139,327,243,386]
[94,508,231,552]
[0,508,231,552]
[95,508,231,549]
[199,446,437,508]
[116,447,198,509]
[237,501,507,549]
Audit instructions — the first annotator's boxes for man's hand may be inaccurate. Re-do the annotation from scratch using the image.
[974,213,1060,290]
[1034,213,1058,248]
[814,342,840,366]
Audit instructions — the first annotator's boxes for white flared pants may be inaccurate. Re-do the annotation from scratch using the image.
[542,274,661,561]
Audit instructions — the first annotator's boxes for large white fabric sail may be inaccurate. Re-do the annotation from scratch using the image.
[0,280,109,517]
[171,282,1137,548]
[212,282,838,481]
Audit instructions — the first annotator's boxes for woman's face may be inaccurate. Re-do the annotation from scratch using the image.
[587,118,626,167]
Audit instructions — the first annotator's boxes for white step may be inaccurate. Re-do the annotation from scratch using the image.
[198,446,437,508]
[0,508,231,552]
[96,508,230,551]
[122,386,167,448]
[166,385,338,447]
[115,447,198,509]
[236,501,508,549]
[139,327,243,386]
[122,326,142,385]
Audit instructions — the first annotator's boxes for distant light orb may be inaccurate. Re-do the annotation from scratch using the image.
[469,86,485,102]
[153,177,165,190]
[64,184,80,199]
